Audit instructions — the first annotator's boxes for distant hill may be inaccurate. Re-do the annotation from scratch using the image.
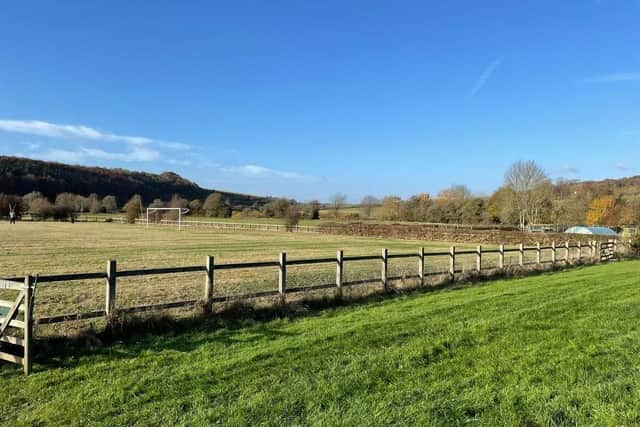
[0,156,270,208]
[558,176,640,201]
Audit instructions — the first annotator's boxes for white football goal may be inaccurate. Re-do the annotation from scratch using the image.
[146,207,190,230]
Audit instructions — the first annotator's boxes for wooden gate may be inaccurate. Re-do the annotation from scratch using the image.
[0,276,33,374]
[600,241,616,262]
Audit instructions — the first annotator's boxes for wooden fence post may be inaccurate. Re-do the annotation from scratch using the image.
[519,243,524,267]
[551,242,556,265]
[204,256,214,314]
[106,260,117,320]
[577,242,582,261]
[565,241,570,264]
[536,242,541,265]
[279,252,287,303]
[476,245,482,272]
[336,250,343,296]
[418,247,425,286]
[381,249,388,291]
[449,246,456,280]
[499,244,505,269]
[23,275,33,375]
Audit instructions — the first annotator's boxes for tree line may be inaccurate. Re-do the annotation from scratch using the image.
[349,161,640,229]
[0,192,119,220]
[0,190,316,226]
[2,160,639,229]
[127,194,321,229]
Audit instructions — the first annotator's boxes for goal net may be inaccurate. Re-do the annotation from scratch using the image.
[146,207,190,230]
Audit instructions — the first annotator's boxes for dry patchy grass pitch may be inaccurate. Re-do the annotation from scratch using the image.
[1,222,484,335]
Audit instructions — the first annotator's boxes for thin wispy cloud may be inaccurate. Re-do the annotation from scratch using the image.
[583,73,640,83]
[468,57,503,98]
[167,158,193,167]
[0,119,153,145]
[159,141,191,150]
[223,164,314,182]
[15,147,160,164]
[0,119,192,164]
[27,149,85,164]
[80,147,159,162]
[0,119,190,149]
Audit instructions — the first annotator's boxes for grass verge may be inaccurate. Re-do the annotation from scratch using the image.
[1,261,639,425]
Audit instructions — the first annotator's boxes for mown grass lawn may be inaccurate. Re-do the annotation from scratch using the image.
[1,261,639,426]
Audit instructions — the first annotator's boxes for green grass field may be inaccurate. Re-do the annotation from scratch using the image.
[1,261,639,425]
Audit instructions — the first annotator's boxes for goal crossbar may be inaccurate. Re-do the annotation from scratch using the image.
[146,208,190,230]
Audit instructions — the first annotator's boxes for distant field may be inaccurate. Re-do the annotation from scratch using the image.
[78,212,327,226]
[1,222,492,335]
[78,211,508,228]
[79,212,345,226]
[1,261,639,425]
[0,221,476,275]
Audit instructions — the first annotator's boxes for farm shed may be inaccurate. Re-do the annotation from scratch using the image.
[565,226,618,236]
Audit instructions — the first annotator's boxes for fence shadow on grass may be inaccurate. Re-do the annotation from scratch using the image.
[18,260,598,374]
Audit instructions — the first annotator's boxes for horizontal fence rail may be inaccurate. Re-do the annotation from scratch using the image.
[139,219,321,233]
[18,213,574,234]
[0,239,621,375]
[0,239,616,327]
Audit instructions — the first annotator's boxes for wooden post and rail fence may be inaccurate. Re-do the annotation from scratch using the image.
[0,239,619,374]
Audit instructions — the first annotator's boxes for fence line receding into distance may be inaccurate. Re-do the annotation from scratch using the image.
[0,239,618,375]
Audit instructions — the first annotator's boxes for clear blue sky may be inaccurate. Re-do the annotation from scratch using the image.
[1,1,639,202]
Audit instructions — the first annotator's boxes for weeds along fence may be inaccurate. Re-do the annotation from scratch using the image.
[0,240,618,375]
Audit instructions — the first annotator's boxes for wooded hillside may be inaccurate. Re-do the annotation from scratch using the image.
[0,156,269,208]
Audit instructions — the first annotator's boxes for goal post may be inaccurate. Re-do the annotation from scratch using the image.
[146,207,190,230]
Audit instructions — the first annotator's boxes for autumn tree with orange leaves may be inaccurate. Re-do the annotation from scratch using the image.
[585,196,620,226]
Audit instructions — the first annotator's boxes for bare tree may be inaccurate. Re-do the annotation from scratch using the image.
[284,205,301,231]
[203,193,224,217]
[22,191,44,212]
[166,194,188,220]
[504,160,550,230]
[123,194,143,224]
[87,193,102,213]
[188,199,203,216]
[102,195,118,213]
[360,195,379,219]
[436,185,472,201]
[306,200,321,220]
[378,195,402,221]
[329,193,347,219]
[262,198,291,218]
